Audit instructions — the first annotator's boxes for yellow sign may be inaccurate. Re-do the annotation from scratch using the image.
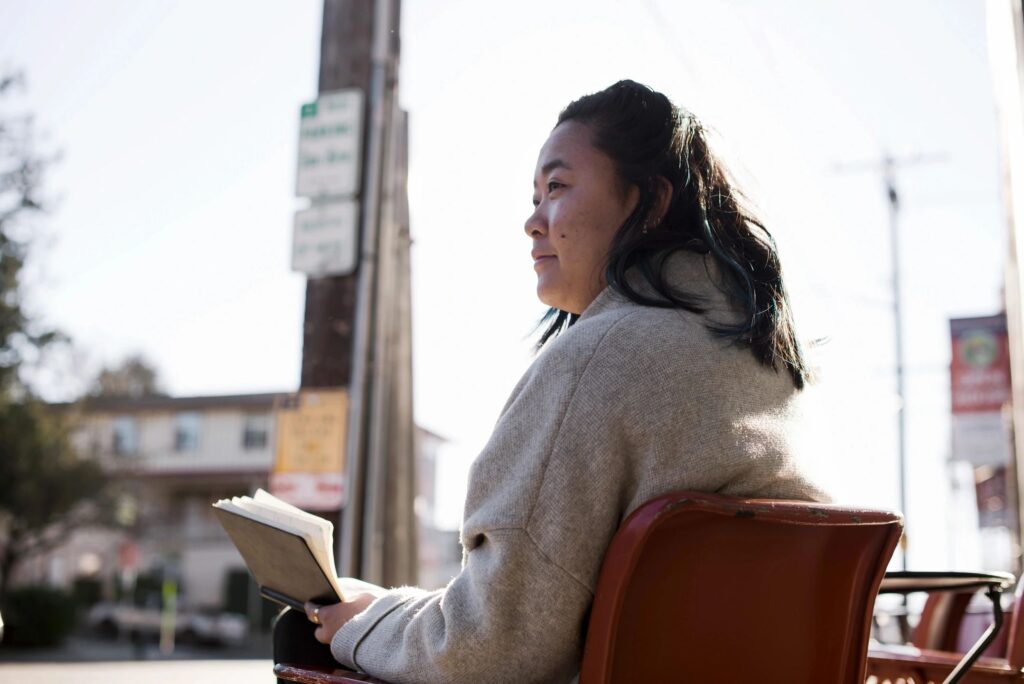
[273,389,348,474]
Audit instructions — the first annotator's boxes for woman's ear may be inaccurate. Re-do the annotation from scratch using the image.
[651,176,673,226]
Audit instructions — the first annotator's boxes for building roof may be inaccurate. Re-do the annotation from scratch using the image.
[53,392,449,444]
[63,391,290,413]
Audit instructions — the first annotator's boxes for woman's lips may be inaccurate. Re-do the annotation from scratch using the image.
[533,255,556,268]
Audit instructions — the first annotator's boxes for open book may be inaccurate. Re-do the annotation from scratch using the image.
[212,489,345,611]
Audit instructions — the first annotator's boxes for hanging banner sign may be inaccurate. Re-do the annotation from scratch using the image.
[951,315,1012,414]
[950,314,1013,466]
[295,89,363,198]
[271,390,348,510]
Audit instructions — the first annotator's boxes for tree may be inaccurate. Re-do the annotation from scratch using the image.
[0,72,58,397]
[90,354,164,398]
[0,401,109,602]
[0,72,110,605]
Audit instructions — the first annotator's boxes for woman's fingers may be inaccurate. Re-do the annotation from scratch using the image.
[308,602,331,643]
[304,601,321,624]
[302,595,376,645]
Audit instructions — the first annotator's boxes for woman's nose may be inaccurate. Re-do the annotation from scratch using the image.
[524,207,547,237]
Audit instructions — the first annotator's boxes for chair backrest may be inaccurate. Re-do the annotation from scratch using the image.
[578,491,903,684]
[911,590,976,651]
[1005,581,1024,669]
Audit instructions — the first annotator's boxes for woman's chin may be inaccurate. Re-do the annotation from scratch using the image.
[536,283,562,310]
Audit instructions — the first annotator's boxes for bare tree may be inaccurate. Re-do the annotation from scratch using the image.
[90,354,164,398]
[0,71,60,396]
[0,72,110,604]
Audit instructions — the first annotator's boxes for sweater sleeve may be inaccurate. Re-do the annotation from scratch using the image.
[329,318,633,684]
[330,528,593,683]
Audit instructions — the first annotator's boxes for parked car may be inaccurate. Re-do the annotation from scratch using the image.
[86,602,248,647]
[179,607,248,646]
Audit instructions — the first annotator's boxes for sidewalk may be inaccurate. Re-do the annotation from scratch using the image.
[0,659,274,683]
[0,630,273,662]
[0,631,278,681]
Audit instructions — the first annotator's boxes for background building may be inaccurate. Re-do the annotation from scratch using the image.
[11,392,458,624]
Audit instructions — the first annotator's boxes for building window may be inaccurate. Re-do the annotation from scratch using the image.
[112,416,138,456]
[242,414,269,450]
[174,412,201,452]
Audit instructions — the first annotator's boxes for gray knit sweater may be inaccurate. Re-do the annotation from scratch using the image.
[331,250,827,683]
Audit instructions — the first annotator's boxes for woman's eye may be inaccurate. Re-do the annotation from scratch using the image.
[547,181,564,193]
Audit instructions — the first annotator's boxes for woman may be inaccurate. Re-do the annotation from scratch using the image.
[276,80,826,683]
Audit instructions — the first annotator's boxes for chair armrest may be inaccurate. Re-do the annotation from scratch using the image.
[869,644,1021,677]
[880,571,1016,594]
[274,664,394,684]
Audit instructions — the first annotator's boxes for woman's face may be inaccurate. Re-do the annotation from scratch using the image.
[525,121,639,315]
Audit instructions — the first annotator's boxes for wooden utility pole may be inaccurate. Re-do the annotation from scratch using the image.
[300,0,416,587]
[300,0,380,389]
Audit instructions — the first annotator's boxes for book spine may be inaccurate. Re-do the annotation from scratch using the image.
[260,587,307,612]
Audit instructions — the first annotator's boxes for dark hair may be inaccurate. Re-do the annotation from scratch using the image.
[538,80,810,389]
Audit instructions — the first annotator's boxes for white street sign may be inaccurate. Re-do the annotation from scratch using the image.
[292,200,358,277]
[296,89,363,198]
[952,412,1012,466]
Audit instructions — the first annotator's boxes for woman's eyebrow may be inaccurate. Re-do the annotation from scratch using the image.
[542,159,572,174]
[533,159,573,187]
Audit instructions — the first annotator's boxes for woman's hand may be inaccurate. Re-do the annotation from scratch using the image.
[305,593,376,644]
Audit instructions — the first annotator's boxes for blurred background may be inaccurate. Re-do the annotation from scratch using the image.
[0,0,1022,673]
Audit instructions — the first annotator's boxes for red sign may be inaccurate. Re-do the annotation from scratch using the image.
[118,540,139,570]
[269,472,345,511]
[950,315,1012,414]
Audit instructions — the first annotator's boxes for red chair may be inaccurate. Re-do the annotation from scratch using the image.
[276,491,902,684]
[867,573,1020,684]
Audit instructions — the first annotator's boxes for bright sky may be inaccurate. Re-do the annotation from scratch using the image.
[1,1,1008,569]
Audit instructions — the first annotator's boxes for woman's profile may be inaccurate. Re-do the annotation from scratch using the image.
[274,79,827,684]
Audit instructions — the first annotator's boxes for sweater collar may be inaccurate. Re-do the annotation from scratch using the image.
[579,249,740,324]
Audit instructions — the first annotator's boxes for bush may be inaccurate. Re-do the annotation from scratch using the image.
[1,585,77,647]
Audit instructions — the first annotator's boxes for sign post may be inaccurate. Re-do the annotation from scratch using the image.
[283,87,363,508]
